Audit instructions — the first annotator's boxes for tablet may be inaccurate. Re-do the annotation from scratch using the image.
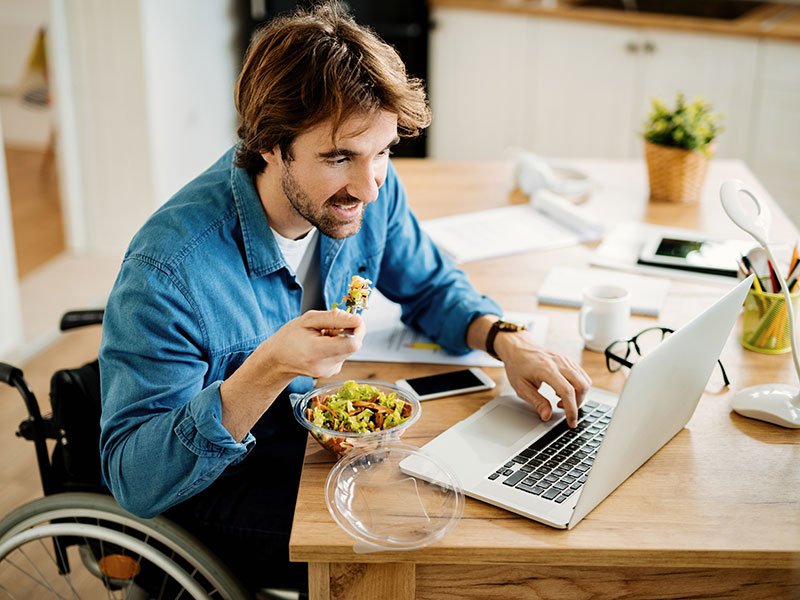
[636,236,754,278]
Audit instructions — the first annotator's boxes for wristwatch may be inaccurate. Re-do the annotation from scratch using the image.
[485,319,527,359]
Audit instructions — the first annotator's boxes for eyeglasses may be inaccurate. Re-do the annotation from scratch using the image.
[604,326,730,387]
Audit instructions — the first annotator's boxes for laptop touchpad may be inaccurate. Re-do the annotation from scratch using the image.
[461,403,540,448]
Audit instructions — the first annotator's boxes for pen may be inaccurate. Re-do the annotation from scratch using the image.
[767,260,779,293]
[740,255,764,292]
[736,259,749,277]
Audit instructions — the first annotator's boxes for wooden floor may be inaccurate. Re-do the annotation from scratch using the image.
[1,143,77,557]
[2,143,72,513]
[5,144,66,277]
[0,325,102,517]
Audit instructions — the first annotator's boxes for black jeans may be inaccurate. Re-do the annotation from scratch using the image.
[166,391,309,594]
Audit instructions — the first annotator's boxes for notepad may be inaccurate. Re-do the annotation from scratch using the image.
[537,266,670,317]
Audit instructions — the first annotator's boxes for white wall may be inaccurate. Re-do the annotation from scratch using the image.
[140,0,240,205]
[0,0,242,360]
[53,0,240,256]
[0,117,23,359]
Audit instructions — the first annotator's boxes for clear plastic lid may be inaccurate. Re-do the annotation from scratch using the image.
[325,443,464,552]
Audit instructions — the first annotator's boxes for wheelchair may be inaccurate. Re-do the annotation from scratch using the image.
[0,311,299,600]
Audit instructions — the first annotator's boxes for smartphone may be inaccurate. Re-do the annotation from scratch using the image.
[636,235,755,278]
[395,368,495,401]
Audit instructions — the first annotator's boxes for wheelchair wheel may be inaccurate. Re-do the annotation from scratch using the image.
[0,492,252,599]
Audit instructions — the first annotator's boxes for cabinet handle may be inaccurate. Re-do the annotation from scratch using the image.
[643,41,656,53]
[625,41,640,53]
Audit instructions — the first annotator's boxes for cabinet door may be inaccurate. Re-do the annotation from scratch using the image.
[638,29,758,160]
[532,18,639,158]
[428,8,531,159]
[750,40,800,228]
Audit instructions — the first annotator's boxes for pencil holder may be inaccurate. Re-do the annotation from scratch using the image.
[741,288,800,354]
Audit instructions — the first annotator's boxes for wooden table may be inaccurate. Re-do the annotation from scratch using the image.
[289,159,800,599]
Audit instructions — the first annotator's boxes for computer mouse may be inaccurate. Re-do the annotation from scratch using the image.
[730,384,800,429]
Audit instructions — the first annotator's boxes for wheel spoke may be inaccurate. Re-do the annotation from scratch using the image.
[50,536,81,600]
[2,552,69,599]
[0,494,246,599]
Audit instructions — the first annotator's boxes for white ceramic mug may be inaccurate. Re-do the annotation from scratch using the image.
[578,284,631,352]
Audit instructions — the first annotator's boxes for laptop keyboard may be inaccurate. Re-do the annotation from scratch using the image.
[487,400,614,503]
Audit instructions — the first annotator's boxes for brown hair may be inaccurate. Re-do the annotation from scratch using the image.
[234,2,431,174]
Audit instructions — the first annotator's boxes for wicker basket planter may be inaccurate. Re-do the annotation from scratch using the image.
[644,141,714,204]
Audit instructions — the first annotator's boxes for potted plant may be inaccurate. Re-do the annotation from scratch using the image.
[642,93,723,204]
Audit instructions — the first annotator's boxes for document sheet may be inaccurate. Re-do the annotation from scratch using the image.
[349,291,548,367]
[421,190,604,264]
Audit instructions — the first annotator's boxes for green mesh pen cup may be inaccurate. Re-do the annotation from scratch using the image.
[741,288,800,354]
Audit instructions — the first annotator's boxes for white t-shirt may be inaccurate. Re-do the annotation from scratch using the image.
[271,227,323,312]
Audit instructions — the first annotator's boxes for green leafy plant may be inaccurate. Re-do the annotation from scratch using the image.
[643,93,723,157]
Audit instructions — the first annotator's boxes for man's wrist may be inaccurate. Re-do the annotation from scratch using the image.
[491,326,528,362]
[485,318,527,360]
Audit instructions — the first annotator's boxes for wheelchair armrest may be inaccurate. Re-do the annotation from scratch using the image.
[1,362,23,385]
[60,309,104,331]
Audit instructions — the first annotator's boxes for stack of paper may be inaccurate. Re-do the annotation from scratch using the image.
[421,189,604,264]
[537,266,671,317]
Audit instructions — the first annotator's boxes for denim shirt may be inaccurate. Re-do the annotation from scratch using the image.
[98,148,501,518]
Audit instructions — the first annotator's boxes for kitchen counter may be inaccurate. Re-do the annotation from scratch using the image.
[428,0,800,41]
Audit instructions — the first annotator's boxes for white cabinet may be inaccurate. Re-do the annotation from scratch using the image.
[749,40,800,227]
[430,9,759,161]
[428,7,799,226]
[636,28,758,159]
[428,9,533,159]
[531,19,640,158]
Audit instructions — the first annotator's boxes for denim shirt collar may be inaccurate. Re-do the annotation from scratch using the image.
[229,152,345,290]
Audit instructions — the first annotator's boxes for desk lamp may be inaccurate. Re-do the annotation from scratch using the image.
[720,180,800,428]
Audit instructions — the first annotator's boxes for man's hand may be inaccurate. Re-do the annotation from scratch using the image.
[265,309,366,379]
[219,309,365,441]
[494,330,591,428]
[467,315,591,428]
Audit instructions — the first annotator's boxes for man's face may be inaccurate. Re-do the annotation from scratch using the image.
[266,110,399,240]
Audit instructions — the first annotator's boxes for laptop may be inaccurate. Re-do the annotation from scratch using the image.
[400,276,752,529]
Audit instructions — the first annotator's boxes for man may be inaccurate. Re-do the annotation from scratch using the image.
[99,3,591,593]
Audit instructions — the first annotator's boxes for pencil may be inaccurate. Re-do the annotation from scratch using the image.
[406,342,442,350]
[748,267,764,293]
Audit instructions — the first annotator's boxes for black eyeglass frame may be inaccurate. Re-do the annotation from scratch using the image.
[604,326,730,387]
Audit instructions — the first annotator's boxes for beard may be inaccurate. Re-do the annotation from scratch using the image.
[280,165,364,239]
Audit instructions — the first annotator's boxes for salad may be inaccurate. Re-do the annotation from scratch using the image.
[333,275,372,313]
[305,380,412,434]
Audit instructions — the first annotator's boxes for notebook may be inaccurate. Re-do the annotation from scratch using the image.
[537,266,671,316]
[400,276,752,529]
